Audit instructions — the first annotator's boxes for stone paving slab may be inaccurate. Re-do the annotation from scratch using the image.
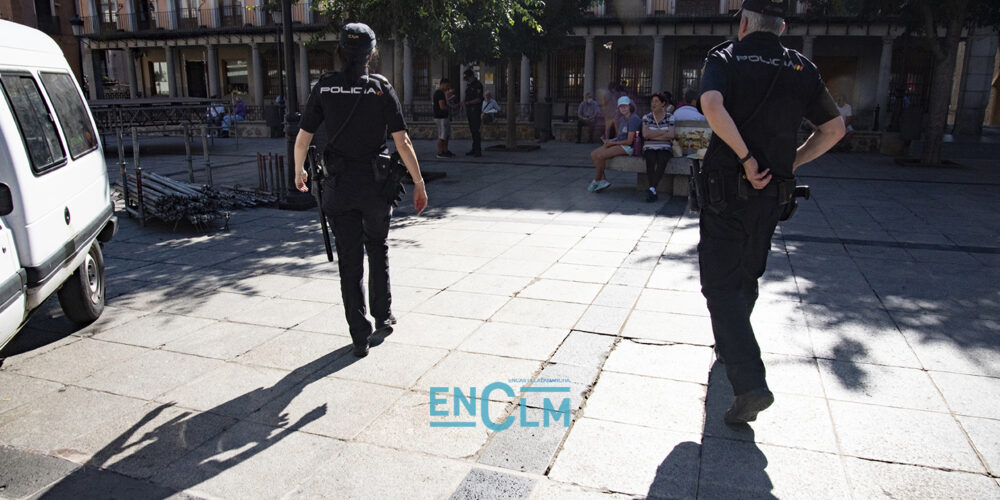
[0,141,998,497]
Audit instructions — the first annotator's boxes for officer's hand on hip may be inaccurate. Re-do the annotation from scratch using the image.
[413,182,428,215]
[743,157,771,190]
[295,168,309,192]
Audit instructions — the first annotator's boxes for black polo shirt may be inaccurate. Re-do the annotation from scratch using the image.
[300,71,407,161]
[700,32,839,179]
[464,79,483,108]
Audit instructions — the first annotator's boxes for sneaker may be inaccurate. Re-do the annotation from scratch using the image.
[593,179,611,192]
[645,190,658,203]
[470,151,482,158]
[587,180,600,192]
[436,153,448,159]
[724,387,774,426]
[443,151,456,157]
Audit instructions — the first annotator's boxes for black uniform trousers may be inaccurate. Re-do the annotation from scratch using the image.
[322,162,392,346]
[698,188,781,396]
[466,104,482,153]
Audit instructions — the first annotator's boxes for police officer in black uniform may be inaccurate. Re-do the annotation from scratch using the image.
[697,0,845,424]
[462,68,484,157]
[294,23,428,358]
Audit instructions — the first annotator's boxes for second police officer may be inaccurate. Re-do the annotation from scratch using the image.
[294,22,428,358]
[696,0,845,424]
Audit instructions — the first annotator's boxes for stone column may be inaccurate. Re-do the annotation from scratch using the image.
[802,35,815,60]
[165,46,178,97]
[652,35,664,94]
[875,36,893,130]
[82,45,97,100]
[584,35,595,97]
[954,32,1000,136]
[251,43,264,106]
[520,54,531,119]
[402,37,413,108]
[298,42,309,104]
[207,44,220,97]
[126,48,139,98]
[537,55,549,101]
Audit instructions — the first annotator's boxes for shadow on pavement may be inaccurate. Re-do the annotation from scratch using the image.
[36,345,358,498]
[646,362,775,499]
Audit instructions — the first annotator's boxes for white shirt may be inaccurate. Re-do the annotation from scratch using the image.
[837,103,853,118]
[672,105,705,121]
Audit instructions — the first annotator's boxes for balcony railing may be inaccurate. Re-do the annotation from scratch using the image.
[587,0,795,17]
[76,5,326,36]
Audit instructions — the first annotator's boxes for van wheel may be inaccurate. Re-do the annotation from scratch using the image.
[58,242,105,325]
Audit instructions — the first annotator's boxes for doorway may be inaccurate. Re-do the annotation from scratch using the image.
[186,61,207,98]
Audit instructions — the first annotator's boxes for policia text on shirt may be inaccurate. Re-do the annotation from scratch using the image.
[293,23,428,359]
[695,0,845,426]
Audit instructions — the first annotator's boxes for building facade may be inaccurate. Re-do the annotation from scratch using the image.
[66,0,1000,133]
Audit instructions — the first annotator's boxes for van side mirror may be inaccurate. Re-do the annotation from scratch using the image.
[0,184,13,217]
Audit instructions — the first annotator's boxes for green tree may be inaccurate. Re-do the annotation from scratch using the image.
[809,0,999,165]
[452,0,592,149]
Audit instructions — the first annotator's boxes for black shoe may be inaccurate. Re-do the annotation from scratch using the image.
[375,314,397,334]
[443,151,456,157]
[645,190,658,203]
[352,342,370,358]
[725,388,774,426]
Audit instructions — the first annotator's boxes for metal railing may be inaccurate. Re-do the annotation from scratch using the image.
[77,6,326,35]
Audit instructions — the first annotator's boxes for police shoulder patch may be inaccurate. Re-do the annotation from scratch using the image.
[707,40,734,57]
[368,73,390,85]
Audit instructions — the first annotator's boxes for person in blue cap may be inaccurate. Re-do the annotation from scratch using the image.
[696,0,845,424]
[293,22,428,358]
[587,95,640,193]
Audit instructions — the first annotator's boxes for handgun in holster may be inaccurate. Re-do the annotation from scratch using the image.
[374,152,408,207]
[777,181,810,221]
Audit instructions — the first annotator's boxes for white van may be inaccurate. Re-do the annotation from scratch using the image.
[0,20,117,358]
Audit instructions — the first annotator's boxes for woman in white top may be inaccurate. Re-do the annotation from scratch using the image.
[641,93,676,202]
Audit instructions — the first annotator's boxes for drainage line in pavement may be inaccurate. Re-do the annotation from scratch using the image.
[797,174,1000,187]
[781,234,1000,255]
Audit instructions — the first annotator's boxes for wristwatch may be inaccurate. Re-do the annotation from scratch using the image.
[738,151,753,165]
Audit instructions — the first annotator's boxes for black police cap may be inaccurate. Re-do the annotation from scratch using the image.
[340,22,376,53]
[737,0,787,18]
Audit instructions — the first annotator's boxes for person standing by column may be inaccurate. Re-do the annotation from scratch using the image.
[697,0,844,423]
[462,68,483,157]
[294,23,428,358]
[577,92,600,143]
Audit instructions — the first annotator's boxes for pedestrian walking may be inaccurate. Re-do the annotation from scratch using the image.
[294,22,428,358]
[696,0,845,424]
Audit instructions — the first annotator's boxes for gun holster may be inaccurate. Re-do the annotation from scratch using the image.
[778,183,810,222]
[689,161,729,215]
[373,152,408,207]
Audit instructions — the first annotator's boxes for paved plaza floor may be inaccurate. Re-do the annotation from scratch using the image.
[1,135,999,499]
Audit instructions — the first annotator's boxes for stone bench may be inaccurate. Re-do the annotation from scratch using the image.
[605,120,712,197]
[606,155,694,196]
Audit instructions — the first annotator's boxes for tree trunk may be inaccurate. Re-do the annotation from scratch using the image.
[506,55,517,150]
[920,16,964,165]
